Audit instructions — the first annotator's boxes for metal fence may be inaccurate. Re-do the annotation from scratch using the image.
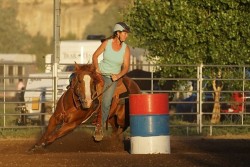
[1,63,250,136]
[132,64,250,136]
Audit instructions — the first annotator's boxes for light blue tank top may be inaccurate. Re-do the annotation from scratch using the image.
[99,39,127,75]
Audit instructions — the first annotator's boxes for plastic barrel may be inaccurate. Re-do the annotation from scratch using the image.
[129,93,170,154]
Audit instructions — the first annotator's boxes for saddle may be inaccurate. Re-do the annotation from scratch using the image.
[113,78,127,98]
[95,73,128,98]
[92,77,127,126]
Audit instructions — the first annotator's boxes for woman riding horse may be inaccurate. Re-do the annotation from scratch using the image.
[92,22,131,141]
[30,63,141,151]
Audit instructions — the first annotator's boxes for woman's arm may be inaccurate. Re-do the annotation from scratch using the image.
[92,40,108,73]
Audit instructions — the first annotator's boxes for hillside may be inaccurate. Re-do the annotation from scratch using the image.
[16,0,130,40]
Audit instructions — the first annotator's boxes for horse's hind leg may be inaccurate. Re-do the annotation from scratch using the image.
[111,104,126,141]
[110,117,124,141]
[108,116,118,136]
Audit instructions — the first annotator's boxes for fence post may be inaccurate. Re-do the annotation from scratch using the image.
[198,63,203,133]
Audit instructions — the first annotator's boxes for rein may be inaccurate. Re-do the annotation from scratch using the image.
[70,72,122,109]
[69,73,85,109]
[91,77,121,101]
[60,74,81,113]
[71,72,101,110]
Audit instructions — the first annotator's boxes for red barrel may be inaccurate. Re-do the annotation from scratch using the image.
[130,93,169,115]
[129,93,170,154]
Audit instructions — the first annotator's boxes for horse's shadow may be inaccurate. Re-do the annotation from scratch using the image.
[30,127,131,153]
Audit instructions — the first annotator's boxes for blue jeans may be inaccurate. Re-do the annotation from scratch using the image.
[101,76,117,125]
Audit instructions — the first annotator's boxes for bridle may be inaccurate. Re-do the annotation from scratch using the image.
[70,72,92,110]
[71,72,122,110]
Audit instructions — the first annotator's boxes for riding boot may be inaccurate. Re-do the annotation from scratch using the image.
[93,108,103,141]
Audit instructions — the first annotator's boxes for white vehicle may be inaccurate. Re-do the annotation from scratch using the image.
[45,40,103,73]
[18,40,102,125]
[16,72,71,125]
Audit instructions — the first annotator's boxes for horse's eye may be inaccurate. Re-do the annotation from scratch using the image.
[77,76,82,83]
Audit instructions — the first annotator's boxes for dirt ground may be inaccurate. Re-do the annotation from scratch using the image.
[0,128,250,167]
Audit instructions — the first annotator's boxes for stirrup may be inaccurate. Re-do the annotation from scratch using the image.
[93,124,103,142]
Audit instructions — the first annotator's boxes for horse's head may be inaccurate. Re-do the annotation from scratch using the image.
[71,63,101,109]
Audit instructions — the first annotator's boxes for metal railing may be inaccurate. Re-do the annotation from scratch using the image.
[1,63,250,136]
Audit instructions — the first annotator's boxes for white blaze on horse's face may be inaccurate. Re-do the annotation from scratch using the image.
[83,74,92,108]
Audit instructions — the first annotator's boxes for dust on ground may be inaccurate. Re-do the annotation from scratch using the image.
[0,128,250,167]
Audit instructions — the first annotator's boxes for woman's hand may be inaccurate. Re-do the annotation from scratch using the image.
[111,74,120,81]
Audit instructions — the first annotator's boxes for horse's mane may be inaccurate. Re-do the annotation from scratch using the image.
[74,64,103,85]
[77,64,95,72]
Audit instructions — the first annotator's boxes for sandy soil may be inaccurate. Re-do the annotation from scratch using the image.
[0,128,250,167]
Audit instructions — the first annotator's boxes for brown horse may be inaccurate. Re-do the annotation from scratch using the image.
[30,63,141,151]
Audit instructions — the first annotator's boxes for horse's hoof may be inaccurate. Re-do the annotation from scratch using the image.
[27,144,46,153]
[27,145,38,153]
[27,147,35,153]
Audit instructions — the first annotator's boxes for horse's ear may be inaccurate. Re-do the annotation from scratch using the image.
[74,62,80,71]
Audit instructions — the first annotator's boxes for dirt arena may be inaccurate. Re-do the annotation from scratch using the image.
[0,128,250,167]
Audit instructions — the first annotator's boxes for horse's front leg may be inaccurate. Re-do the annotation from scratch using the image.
[44,120,81,146]
[29,115,59,152]
[40,115,60,142]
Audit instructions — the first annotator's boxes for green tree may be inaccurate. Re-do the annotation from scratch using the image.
[28,33,53,71]
[83,0,130,39]
[0,0,52,72]
[0,0,31,53]
[125,0,250,123]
